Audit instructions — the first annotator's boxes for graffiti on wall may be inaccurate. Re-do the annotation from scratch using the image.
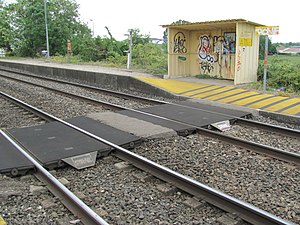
[198,35,215,73]
[173,32,187,53]
[197,33,236,77]
[237,49,241,72]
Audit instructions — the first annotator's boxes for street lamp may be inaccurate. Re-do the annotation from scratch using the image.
[124,30,132,69]
[90,19,94,36]
[44,0,50,58]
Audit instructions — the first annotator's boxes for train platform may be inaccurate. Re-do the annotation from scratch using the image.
[0,59,299,118]
[136,77,300,117]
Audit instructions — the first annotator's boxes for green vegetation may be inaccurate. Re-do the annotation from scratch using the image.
[0,0,167,74]
[0,1,299,91]
[255,55,300,95]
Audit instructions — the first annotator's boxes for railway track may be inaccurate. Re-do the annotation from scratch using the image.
[1,73,299,165]
[1,67,299,139]
[0,91,295,225]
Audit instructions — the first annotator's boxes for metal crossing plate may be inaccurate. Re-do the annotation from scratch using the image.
[137,102,247,128]
[0,133,33,175]
[6,117,141,169]
[119,110,196,136]
[66,116,141,148]
[175,100,251,118]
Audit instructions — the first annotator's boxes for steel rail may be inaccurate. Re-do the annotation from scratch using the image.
[167,102,300,139]
[0,130,109,225]
[1,69,298,139]
[1,75,299,165]
[0,92,295,225]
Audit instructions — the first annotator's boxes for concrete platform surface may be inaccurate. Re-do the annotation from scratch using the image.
[0,59,153,77]
[88,112,177,139]
[137,77,300,117]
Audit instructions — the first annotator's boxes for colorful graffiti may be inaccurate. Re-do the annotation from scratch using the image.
[198,33,236,77]
[237,49,241,72]
[198,35,215,73]
[173,32,187,53]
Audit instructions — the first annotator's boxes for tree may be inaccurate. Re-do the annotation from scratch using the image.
[259,35,278,59]
[2,0,91,57]
[163,19,190,43]
[128,28,150,45]
[0,1,14,52]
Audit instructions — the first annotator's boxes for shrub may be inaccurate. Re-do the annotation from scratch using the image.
[257,56,300,92]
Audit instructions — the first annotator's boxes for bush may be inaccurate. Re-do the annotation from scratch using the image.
[131,43,167,74]
[257,56,300,92]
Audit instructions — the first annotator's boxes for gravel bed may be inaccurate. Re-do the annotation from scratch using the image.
[224,124,300,154]
[0,174,77,224]
[132,135,300,224]
[0,97,45,129]
[0,156,250,225]
[54,155,245,225]
[0,71,154,109]
[251,114,300,130]
[0,77,107,121]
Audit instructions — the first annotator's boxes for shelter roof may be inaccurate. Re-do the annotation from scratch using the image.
[161,19,264,31]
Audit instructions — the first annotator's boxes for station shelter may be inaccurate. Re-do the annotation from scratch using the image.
[162,19,264,85]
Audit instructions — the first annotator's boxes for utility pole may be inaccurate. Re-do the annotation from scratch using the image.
[127,30,132,69]
[263,35,268,93]
[44,0,50,58]
[90,19,94,36]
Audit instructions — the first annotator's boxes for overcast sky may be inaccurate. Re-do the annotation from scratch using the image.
[76,0,299,43]
[5,0,299,43]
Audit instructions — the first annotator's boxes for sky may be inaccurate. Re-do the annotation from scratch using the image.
[76,0,299,43]
[4,0,299,43]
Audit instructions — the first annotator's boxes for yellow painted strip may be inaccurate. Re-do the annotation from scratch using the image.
[205,89,249,101]
[191,86,235,99]
[234,96,287,107]
[184,85,222,97]
[0,216,7,225]
[136,77,208,94]
[281,104,300,115]
[218,91,264,103]
[231,94,273,106]
[264,98,300,112]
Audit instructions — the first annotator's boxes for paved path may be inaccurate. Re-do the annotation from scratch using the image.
[136,77,300,117]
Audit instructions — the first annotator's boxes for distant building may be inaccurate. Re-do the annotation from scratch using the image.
[277,46,300,55]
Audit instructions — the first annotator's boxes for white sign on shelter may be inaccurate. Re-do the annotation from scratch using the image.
[255,26,279,36]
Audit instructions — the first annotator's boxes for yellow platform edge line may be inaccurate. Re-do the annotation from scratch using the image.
[192,86,235,99]
[205,89,251,101]
[136,77,210,94]
[281,105,300,115]
[0,216,7,225]
[219,92,271,104]
[233,96,287,107]
[264,98,300,112]
[184,85,223,97]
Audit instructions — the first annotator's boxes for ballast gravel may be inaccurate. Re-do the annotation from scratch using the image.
[132,134,300,224]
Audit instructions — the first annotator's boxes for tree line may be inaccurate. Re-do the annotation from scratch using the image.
[0,0,167,73]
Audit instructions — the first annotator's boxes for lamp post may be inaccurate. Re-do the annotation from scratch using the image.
[44,0,50,58]
[124,30,132,69]
[90,19,94,36]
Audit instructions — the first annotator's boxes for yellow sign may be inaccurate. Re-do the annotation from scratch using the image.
[255,26,279,35]
[239,32,252,46]
[0,216,7,225]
